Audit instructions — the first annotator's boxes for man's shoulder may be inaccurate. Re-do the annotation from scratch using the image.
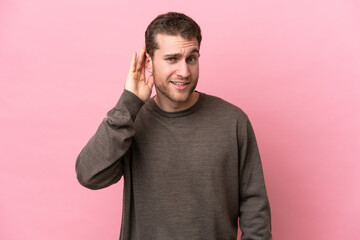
[200,92,249,120]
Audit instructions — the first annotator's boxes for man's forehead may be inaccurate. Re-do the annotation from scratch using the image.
[155,33,199,53]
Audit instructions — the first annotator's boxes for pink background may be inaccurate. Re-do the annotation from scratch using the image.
[1,0,359,239]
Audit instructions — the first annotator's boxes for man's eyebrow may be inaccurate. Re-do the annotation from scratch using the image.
[163,48,200,57]
[163,53,181,57]
[189,49,200,54]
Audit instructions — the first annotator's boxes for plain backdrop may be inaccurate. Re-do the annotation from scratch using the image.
[1,0,359,239]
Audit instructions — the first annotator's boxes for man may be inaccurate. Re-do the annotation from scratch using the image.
[76,12,272,240]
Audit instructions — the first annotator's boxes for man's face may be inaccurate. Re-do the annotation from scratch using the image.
[148,34,200,107]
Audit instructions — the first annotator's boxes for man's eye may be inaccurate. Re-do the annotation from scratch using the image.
[166,57,176,62]
[187,56,197,63]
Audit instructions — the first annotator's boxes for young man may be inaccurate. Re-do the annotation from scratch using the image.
[76,12,272,240]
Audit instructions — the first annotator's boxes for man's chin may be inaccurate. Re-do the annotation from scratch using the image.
[169,91,195,103]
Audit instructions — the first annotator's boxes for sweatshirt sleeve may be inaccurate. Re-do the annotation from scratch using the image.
[75,90,144,190]
[238,117,272,240]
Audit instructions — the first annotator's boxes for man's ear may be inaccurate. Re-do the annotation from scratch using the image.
[145,53,153,73]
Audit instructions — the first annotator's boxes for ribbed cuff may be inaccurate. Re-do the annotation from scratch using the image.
[115,90,145,121]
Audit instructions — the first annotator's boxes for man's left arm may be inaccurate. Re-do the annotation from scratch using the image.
[238,116,272,240]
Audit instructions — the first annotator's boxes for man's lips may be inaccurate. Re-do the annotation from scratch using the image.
[170,81,190,89]
[170,81,190,86]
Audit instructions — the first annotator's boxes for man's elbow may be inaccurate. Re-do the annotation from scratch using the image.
[75,155,123,190]
[76,171,103,190]
[76,165,122,190]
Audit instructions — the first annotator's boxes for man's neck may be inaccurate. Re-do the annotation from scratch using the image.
[154,92,199,112]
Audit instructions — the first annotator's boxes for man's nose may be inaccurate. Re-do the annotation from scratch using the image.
[176,60,190,78]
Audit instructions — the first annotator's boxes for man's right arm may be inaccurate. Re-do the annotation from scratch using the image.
[75,47,154,190]
[75,90,144,189]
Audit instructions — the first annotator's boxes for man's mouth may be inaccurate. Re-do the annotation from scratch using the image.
[171,81,189,86]
[170,81,190,90]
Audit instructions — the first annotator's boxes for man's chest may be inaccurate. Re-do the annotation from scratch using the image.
[131,116,239,182]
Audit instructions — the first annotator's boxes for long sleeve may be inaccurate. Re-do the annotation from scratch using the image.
[75,90,144,190]
[238,117,272,240]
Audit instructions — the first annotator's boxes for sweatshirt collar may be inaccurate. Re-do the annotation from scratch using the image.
[149,91,204,118]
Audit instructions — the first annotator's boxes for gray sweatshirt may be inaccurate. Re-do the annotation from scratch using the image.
[76,90,272,240]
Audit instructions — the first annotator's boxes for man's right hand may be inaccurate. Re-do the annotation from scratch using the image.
[125,47,154,102]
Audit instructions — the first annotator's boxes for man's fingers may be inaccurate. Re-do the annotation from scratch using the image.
[141,58,145,76]
[129,51,137,73]
[135,47,146,73]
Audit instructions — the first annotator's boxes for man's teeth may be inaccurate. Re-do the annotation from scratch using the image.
[173,82,187,86]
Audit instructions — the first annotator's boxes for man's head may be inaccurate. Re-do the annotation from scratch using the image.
[145,12,202,58]
[144,12,202,111]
